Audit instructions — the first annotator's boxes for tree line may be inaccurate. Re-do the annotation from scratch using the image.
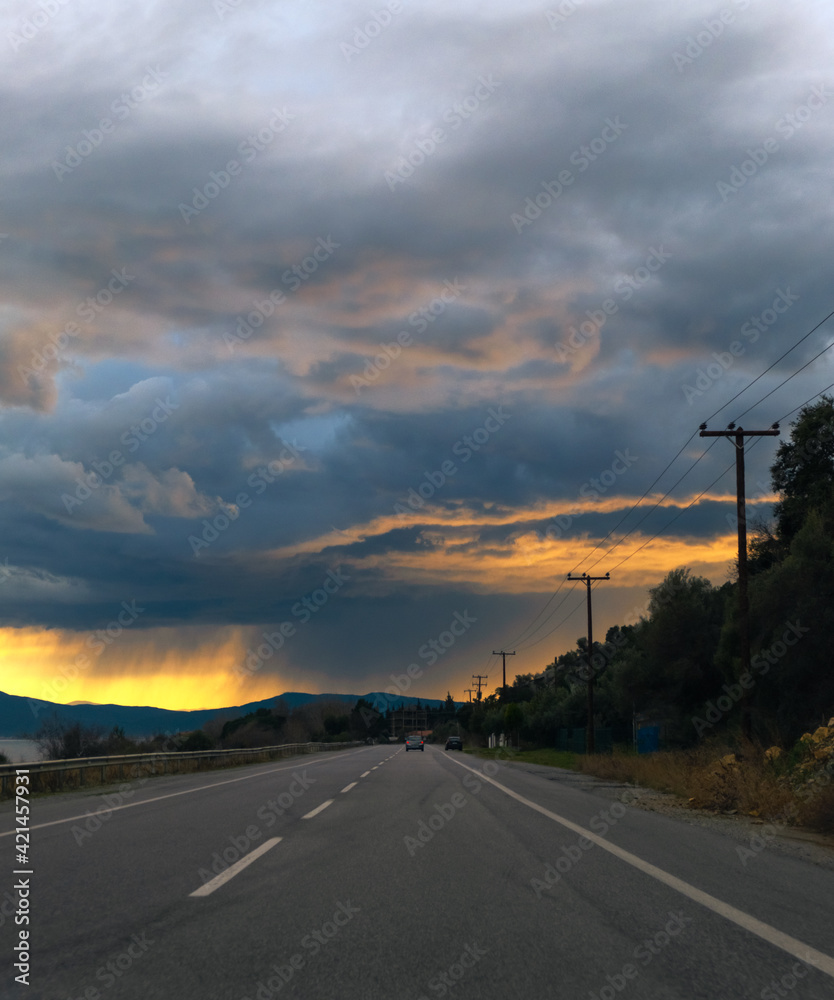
[452,397,834,749]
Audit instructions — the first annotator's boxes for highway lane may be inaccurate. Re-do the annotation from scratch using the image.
[2,744,834,999]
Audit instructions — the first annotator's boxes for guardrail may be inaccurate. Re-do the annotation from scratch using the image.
[0,741,364,799]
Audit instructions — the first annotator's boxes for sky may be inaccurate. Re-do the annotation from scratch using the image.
[1,0,833,712]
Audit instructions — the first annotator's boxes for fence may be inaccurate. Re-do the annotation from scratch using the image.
[0,740,362,799]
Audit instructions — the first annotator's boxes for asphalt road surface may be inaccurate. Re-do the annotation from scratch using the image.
[2,744,834,999]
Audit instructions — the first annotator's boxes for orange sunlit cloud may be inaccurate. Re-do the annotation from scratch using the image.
[0,488,773,711]
[260,488,764,594]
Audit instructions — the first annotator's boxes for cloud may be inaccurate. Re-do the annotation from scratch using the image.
[0,0,831,706]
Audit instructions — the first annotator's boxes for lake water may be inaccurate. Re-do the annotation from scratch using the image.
[0,739,44,764]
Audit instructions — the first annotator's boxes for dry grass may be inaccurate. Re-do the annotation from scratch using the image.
[797,785,834,831]
[577,748,698,799]
[579,740,832,832]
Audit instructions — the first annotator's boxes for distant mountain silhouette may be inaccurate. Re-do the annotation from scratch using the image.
[0,689,457,738]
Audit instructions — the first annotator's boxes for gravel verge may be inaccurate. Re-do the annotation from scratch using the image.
[493,756,834,873]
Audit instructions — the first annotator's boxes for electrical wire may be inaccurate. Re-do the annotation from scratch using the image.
[733,334,834,423]
[510,437,720,650]
[504,430,700,650]
[582,438,720,574]
[775,381,834,426]
[515,450,741,654]
[703,306,834,427]
[606,456,737,575]
[514,591,589,654]
[503,308,834,665]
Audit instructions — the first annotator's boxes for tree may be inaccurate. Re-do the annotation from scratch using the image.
[103,725,136,754]
[771,395,834,543]
[740,508,834,742]
[180,729,215,751]
[220,707,286,747]
[503,703,524,746]
[610,568,728,743]
[35,715,106,759]
[350,698,386,738]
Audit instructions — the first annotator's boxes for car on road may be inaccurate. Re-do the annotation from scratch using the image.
[445,736,463,751]
[405,736,424,751]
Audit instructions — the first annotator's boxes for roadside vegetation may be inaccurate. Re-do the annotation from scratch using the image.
[29,697,381,761]
[457,399,834,834]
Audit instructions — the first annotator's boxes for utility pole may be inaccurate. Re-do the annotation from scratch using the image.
[699,422,779,739]
[471,674,488,701]
[464,689,474,703]
[567,572,610,754]
[492,650,516,701]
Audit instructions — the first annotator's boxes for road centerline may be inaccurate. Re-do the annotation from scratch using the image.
[302,799,334,819]
[189,837,282,898]
[0,748,366,837]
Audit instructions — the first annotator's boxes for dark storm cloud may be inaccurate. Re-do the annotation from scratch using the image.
[0,0,831,695]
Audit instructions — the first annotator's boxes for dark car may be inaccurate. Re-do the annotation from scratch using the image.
[405,736,424,751]
[445,736,463,750]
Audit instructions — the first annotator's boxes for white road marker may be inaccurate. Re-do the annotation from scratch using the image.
[341,783,357,793]
[302,799,334,819]
[189,838,281,897]
[360,771,371,777]
[445,755,834,979]
[0,749,365,837]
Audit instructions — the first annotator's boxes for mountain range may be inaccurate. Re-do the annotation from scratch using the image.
[0,689,456,738]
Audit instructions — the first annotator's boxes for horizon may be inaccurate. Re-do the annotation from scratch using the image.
[2,687,460,715]
[0,0,830,712]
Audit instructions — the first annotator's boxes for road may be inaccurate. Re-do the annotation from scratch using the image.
[1,744,833,999]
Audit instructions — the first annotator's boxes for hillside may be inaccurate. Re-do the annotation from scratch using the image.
[0,690,455,739]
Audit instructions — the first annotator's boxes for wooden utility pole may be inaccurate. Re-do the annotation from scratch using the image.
[492,650,516,701]
[567,572,610,754]
[464,689,474,702]
[471,674,488,700]
[699,422,779,739]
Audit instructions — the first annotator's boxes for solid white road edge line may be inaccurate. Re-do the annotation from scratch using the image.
[444,754,834,979]
[302,799,334,819]
[189,837,282,897]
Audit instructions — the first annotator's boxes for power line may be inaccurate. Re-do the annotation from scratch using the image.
[698,422,781,739]
[514,591,594,653]
[512,438,720,651]
[733,332,834,423]
[505,431,702,651]
[583,439,720,573]
[564,432,701,578]
[506,579,570,649]
[505,306,834,669]
[492,650,516,701]
[776,381,834,426]
[607,457,737,575]
[471,674,488,700]
[566,572,610,754]
[703,306,834,426]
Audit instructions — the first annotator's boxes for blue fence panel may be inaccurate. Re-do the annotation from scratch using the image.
[637,725,660,754]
